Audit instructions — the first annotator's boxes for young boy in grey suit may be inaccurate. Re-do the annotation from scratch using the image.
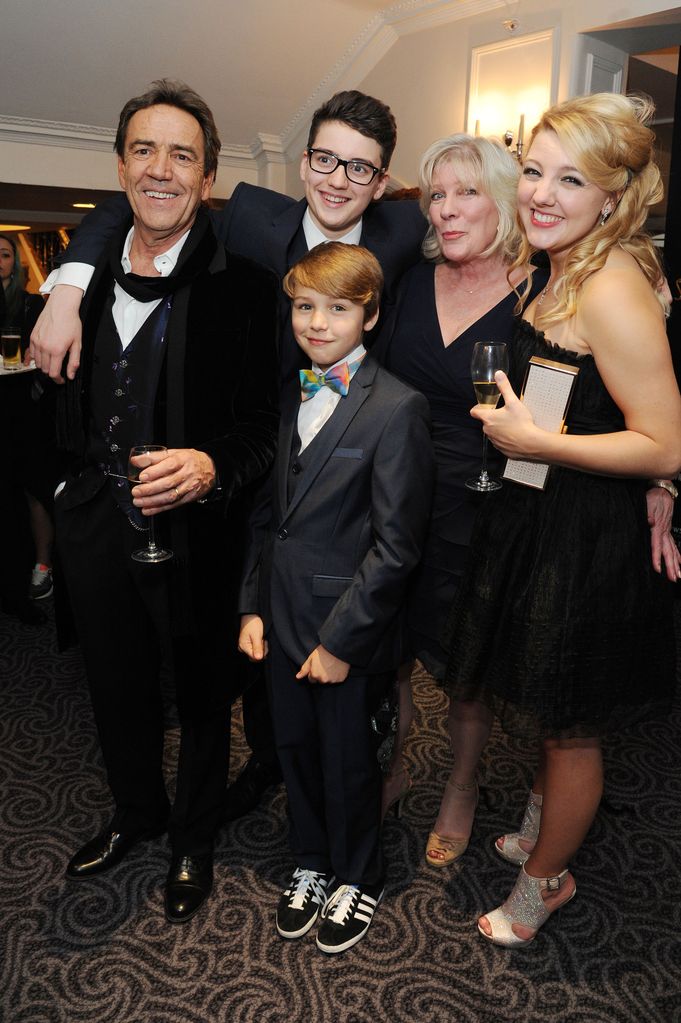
[238,242,433,954]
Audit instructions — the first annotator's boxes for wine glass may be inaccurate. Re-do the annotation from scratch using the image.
[465,341,509,493]
[128,444,173,563]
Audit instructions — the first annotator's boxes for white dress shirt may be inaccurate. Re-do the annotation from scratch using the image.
[302,209,363,250]
[297,342,366,453]
[43,227,189,350]
[112,228,189,350]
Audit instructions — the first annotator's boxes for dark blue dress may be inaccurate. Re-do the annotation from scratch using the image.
[384,261,545,679]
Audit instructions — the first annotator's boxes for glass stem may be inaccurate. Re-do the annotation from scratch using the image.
[148,515,158,553]
[480,434,490,482]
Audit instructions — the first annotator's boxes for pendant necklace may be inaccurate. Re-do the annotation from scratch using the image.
[537,276,559,306]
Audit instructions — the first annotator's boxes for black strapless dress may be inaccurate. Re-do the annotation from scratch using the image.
[443,319,675,738]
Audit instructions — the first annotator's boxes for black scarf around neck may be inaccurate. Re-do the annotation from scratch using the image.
[109,205,217,301]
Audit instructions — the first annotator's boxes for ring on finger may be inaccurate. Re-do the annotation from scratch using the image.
[173,487,180,502]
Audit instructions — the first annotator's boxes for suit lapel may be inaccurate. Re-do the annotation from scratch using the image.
[277,381,300,516]
[270,198,308,276]
[359,205,389,268]
[281,357,378,522]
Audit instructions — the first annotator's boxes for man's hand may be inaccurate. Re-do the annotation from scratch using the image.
[296,645,350,684]
[131,448,217,514]
[30,284,84,382]
[238,615,268,661]
[647,486,681,581]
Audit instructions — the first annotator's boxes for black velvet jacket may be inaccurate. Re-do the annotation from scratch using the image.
[58,214,280,636]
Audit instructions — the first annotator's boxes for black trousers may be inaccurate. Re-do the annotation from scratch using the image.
[267,629,390,886]
[56,486,234,856]
[241,664,279,769]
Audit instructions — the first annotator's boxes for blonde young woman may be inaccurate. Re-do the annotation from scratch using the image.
[444,93,681,947]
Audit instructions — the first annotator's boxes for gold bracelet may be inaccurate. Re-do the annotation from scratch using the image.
[649,479,678,499]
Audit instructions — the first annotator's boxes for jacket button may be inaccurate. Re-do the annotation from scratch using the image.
[291,463,301,475]
[277,528,288,540]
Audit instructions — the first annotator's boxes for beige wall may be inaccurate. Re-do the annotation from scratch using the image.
[2,0,677,199]
[356,0,677,188]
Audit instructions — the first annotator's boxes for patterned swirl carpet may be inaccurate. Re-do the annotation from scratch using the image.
[2,601,681,1023]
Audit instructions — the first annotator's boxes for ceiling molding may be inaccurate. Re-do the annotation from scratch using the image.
[280,0,505,155]
[1,0,509,174]
[385,0,506,33]
[0,114,115,153]
[0,113,255,168]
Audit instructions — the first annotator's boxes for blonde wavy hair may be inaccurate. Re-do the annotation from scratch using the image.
[419,134,525,270]
[512,92,666,326]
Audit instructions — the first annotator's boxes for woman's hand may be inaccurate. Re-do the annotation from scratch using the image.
[471,371,541,461]
[647,487,681,581]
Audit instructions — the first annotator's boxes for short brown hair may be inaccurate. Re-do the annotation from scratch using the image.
[115,79,221,177]
[307,91,397,170]
[283,243,384,323]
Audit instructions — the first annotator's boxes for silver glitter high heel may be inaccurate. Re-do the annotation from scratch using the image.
[495,790,542,866]
[478,864,576,948]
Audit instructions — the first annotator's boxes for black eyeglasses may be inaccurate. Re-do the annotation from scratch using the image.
[306,148,384,186]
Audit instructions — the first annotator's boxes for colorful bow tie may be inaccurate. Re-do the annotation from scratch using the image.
[299,362,351,401]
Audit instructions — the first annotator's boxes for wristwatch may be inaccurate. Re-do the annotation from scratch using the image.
[649,478,678,499]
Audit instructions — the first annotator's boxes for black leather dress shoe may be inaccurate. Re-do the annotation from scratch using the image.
[164,854,213,923]
[222,755,283,822]
[65,824,167,880]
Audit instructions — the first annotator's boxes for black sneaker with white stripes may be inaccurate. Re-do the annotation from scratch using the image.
[276,867,336,939]
[316,881,384,953]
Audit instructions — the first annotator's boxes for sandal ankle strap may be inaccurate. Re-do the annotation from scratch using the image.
[446,778,477,792]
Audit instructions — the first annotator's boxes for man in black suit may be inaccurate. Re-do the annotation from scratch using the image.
[31,89,427,821]
[54,80,278,923]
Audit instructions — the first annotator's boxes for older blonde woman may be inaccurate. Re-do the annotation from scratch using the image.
[379,135,544,862]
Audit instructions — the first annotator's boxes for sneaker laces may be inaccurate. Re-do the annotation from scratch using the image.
[287,868,329,910]
[31,563,51,585]
[323,884,360,924]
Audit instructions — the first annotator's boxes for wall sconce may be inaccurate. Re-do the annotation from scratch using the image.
[503,114,525,161]
[468,30,554,161]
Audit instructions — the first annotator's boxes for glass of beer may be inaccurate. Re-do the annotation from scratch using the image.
[1,331,22,371]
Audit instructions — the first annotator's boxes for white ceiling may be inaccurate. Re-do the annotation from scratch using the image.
[2,0,478,154]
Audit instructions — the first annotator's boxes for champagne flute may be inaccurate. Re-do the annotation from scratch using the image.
[465,341,509,493]
[128,444,173,563]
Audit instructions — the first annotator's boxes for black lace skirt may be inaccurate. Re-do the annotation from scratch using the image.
[443,466,675,739]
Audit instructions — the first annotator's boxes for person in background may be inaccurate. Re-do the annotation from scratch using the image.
[0,233,52,620]
[445,92,681,947]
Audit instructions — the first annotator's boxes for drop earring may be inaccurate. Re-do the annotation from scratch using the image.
[599,206,612,226]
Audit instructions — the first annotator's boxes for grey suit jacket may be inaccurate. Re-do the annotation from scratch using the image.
[240,356,434,673]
